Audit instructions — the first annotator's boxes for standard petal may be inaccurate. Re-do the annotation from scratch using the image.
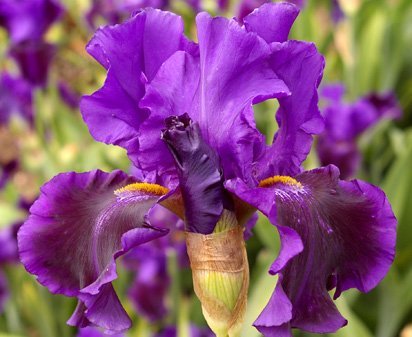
[227,166,396,335]
[81,8,190,152]
[256,41,325,178]
[195,12,289,150]
[81,70,143,150]
[18,170,169,333]
[141,12,289,182]
[243,2,299,44]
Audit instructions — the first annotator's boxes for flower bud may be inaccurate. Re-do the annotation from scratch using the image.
[186,211,249,337]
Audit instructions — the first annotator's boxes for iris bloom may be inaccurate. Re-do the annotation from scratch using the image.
[317,84,401,179]
[18,3,396,337]
[0,0,63,87]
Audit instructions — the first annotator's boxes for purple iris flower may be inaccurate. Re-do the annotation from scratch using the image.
[0,0,63,44]
[331,0,344,23]
[0,72,33,125]
[58,81,81,109]
[0,0,63,87]
[86,0,169,28]
[9,40,56,88]
[18,3,396,337]
[317,84,401,179]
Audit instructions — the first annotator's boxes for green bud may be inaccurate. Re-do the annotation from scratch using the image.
[186,211,249,337]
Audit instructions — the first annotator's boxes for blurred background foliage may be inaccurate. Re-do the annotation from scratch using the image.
[0,0,412,336]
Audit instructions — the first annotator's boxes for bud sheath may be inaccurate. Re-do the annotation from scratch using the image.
[186,211,249,337]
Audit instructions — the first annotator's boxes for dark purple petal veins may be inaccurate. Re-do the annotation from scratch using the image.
[18,170,169,333]
[162,114,226,234]
[226,166,396,336]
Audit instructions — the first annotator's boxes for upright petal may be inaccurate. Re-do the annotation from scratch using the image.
[226,166,396,335]
[243,2,299,44]
[18,170,169,333]
[81,8,190,153]
[256,41,325,178]
[141,12,289,181]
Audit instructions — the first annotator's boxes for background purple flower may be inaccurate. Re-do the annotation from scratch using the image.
[0,0,63,44]
[9,40,56,87]
[123,204,187,321]
[0,72,33,125]
[317,84,401,178]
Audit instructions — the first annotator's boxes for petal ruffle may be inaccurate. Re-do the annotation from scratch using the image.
[18,170,168,333]
[243,2,299,44]
[256,40,325,178]
[81,8,190,152]
[226,165,396,335]
[141,12,289,181]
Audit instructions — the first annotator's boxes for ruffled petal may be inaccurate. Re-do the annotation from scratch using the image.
[81,70,143,150]
[226,165,396,335]
[256,40,325,178]
[141,12,289,181]
[18,170,169,333]
[81,8,190,151]
[195,12,289,174]
[243,2,299,44]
